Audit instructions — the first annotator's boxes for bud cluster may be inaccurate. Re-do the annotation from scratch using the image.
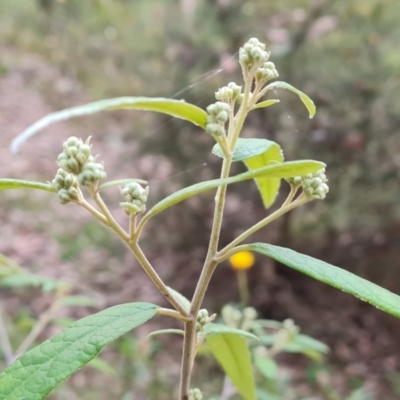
[196,308,212,332]
[52,136,107,203]
[256,61,279,83]
[215,82,242,103]
[282,318,299,340]
[239,37,270,69]
[77,157,107,187]
[57,137,92,175]
[189,388,203,400]
[286,168,329,200]
[51,168,79,204]
[205,101,230,137]
[221,305,258,330]
[120,182,149,215]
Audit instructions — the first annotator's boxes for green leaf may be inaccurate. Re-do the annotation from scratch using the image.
[0,179,56,193]
[58,295,98,307]
[254,355,277,380]
[295,334,329,355]
[212,138,281,163]
[0,273,67,293]
[0,302,158,400]
[11,97,208,153]
[147,329,184,338]
[143,159,325,223]
[251,99,280,110]
[200,323,259,341]
[167,286,191,311]
[258,334,327,360]
[87,357,117,378]
[207,334,256,400]
[212,138,283,208]
[240,139,283,208]
[265,81,316,118]
[0,254,25,278]
[98,179,148,191]
[249,243,400,319]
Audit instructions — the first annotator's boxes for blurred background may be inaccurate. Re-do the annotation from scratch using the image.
[1,0,400,399]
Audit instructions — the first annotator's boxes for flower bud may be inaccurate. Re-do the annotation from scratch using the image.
[120,182,148,215]
[256,61,279,82]
[239,37,270,68]
[205,101,231,139]
[57,136,92,174]
[301,168,329,200]
[77,159,107,187]
[243,307,257,321]
[221,304,242,328]
[51,168,80,204]
[189,388,203,400]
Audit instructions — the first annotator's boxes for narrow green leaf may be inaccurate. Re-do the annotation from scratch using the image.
[87,357,117,378]
[0,179,56,193]
[147,329,185,338]
[0,302,158,400]
[58,295,98,307]
[200,323,259,341]
[256,389,281,400]
[11,97,208,153]
[265,81,316,118]
[0,254,25,278]
[98,179,148,191]
[295,334,329,355]
[254,355,277,380]
[144,159,325,222]
[208,334,256,400]
[251,99,280,110]
[167,286,191,311]
[0,273,67,293]
[249,243,400,319]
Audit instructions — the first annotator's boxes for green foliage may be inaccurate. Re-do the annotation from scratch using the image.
[1,29,398,399]
[200,323,258,341]
[142,159,325,224]
[207,334,257,400]
[10,97,208,153]
[249,243,400,319]
[251,99,280,110]
[263,81,316,119]
[213,138,284,207]
[0,303,158,400]
[0,179,55,193]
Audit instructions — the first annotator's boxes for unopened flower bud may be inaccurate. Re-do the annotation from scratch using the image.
[221,304,242,328]
[77,158,107,187]
[57,136,92,174]
[205,101,231,139]
[239,37,270,68]
[52,168,80,204]
[256,61,279,82]
[243,307,257,321]
[301,168,329,200]
[120,182,148,215]
[189,388,203,400]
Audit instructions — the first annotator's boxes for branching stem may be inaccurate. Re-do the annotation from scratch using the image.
[157,308,191,322]
[216,194,309,261]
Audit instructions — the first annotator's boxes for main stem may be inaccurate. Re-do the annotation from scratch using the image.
[179,158,230,399]
[179,71,254,399]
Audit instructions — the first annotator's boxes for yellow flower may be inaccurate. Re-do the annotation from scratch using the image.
[229,251,255,270]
